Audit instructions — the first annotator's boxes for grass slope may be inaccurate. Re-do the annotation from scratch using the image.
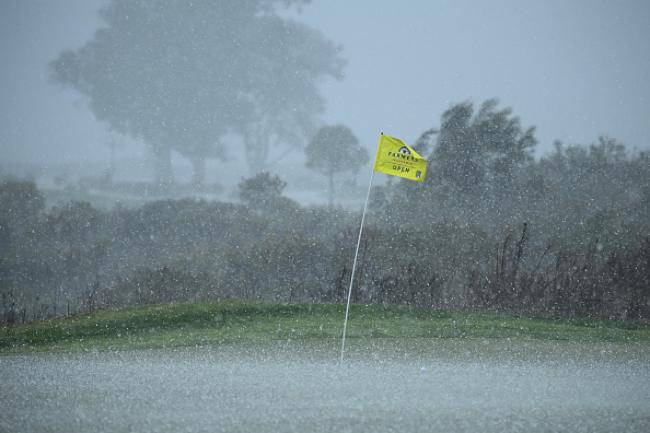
[1,302,649,354]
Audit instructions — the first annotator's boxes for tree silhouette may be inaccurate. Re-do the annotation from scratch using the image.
[305,125,368,206]
[432,99,536,191]
[238,171,286,210]
[50,0,344,185]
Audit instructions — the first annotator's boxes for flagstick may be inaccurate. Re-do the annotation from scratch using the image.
[340,168,376,363]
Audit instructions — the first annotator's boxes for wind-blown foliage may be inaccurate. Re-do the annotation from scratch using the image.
[2,100,648,324]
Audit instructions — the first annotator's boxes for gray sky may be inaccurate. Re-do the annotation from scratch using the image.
[1,0,649,165]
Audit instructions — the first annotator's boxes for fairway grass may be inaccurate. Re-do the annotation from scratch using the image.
[1,302,649,354]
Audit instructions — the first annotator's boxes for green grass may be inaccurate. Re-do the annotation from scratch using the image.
[1,301,649,354]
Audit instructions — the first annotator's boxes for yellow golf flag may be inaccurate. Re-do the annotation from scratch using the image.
[373,133,427,182]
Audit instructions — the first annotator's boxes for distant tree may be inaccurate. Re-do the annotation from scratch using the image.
[238,172,287,210]
[0,181,44,305]
[50,0,344,186]
[237,16,346,174]
[305,125,369,206]
[0,180,44,234]
[432,99,537,191]
[536,135,649,239]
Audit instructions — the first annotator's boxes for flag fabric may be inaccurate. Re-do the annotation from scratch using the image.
[373,133,427,182]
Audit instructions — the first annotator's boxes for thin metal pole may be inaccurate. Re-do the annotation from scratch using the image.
[340,168,376,363]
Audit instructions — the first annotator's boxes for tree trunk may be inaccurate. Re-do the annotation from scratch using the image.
[152,144,174,188]
[190,155,206,188]
[106,138,116,185]
[244,125,271,175]
[328,171,335,207]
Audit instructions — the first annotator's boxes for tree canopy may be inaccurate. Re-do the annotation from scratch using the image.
[237,171,287,210]
[305,125,368,205]
[50,0,345,185]
[432,99,537,191]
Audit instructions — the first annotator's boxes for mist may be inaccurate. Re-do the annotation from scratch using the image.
[1,0,649,205]
[1,2,649,432]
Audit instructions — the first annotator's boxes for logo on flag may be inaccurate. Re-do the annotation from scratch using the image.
[373,133,427,182]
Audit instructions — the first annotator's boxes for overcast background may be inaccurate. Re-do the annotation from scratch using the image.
[1,0,649,167]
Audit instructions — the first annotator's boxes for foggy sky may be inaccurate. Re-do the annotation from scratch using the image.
[1,0,649,166]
